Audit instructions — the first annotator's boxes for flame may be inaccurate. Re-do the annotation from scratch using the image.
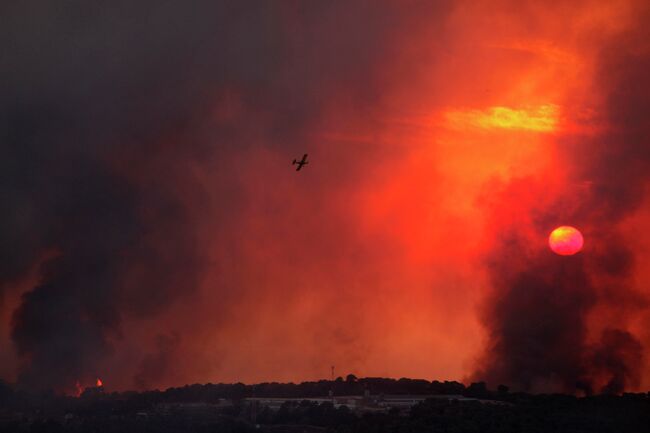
[445,104,559,132]
[69,378,103,397]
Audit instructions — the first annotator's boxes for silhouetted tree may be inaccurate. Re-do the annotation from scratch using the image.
[465,382,489,398]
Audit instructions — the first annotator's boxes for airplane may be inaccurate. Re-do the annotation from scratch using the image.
[292,154,309,171]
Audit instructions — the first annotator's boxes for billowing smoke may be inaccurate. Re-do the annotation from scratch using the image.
[475,12,650,394]
[3,0,649,395]
[133,333,180,391]
[0,1,453,392]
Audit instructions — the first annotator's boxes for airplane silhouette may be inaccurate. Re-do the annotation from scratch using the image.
[292,154,309,171]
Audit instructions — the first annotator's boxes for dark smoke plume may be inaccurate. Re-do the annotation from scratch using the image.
[1,1,452,392]
[475,15,650,394]
[134,334,180,391]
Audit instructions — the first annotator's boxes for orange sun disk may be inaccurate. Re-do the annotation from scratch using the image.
[549,226,584,255]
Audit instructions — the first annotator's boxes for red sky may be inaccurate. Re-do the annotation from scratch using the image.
[1,0,649,394]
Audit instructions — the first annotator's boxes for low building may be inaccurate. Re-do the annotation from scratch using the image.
[245,394,474,413]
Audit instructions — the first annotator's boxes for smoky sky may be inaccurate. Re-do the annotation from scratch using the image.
[475,12,650,394]
[0,1,454,391]
[2,0,650,395]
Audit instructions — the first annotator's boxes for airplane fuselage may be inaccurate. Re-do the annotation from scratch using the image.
[292,154,308,171]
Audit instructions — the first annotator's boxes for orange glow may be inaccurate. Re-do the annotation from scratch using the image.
[445,104,559,132]
[549,226,584,256]
[141,1,644,390]
[5,0,648,394]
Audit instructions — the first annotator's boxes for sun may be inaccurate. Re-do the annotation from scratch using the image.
[549,226,584,256]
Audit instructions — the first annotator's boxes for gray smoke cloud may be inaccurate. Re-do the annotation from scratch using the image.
[1,0,452,392]
[475,12,650,394]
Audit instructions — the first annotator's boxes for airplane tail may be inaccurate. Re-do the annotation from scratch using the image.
[292,159,297,164]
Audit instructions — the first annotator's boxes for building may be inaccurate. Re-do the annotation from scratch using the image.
[245,393,477,414]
